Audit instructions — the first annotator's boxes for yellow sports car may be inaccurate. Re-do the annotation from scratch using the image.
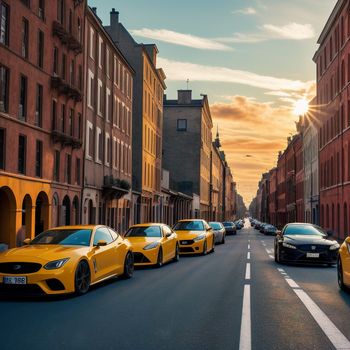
[0,225,134,296]
[173,219,215,255]
[125,223,179,266]
[338,237,350,290]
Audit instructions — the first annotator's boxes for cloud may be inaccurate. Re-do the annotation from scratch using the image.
[210,96,299,204]
[219,22,315,43]
[232,7,257,15]
[130,28,232,51]
[158,57,314,94]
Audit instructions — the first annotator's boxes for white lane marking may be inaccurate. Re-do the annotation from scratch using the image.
[248,244,250,250]
[247,252,250,260]
[262,243,266,247]
[268,255,274,259]
[239,285,251,350]
[277,268,285,272]
[285,278,300,289]
[245,263,251,280]
[248,240,250,243]
[293,289,350,350]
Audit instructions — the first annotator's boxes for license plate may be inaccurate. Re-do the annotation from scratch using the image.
[3,276,27,285]
[306,253,319,258]
[182,241,188,245]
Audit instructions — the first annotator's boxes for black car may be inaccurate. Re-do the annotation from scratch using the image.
[263,224,278,236]
[222,222,237,235]
[274,223,340,265]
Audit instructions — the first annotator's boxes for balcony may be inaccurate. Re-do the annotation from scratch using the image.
[103,176,131,199]
[52,21,83,54]
[51,129,82,149]
[51,76,82,102]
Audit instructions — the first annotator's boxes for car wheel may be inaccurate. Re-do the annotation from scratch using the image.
[202,241,208,255]
[156,248,163,267]
[211,237,215,253]
[173,244,180,262]
[75,260,91,295]
[221,234,225,244]
[122,251,134,279]
[338,257,346,290]
[275,245,281,264]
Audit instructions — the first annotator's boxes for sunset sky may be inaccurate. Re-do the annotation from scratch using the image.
[89,0,337,206]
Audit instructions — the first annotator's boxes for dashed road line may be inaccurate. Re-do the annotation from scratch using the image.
[245,263,251,280]
[239,284,251,350]
[247,252,250,260]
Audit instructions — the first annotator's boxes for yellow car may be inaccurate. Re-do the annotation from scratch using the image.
[338,237,350,290]
[173,219,215,255]
[0,225,134,296]
[125,223,179,267]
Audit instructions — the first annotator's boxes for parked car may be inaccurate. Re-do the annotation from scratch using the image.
[255,221,262,230]
[338,237,350,290]
[173,220,215,255]
[274,223,339,265]
[222,221,237,235]
[235,220,244,230]
[0,225,134,296]
[209,222,226,244]
[125,223,179,267]
[263,224,278,236]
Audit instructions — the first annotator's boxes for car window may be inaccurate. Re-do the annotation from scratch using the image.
[108,228,119,241]
[93,227,114,245]
[31,229,92,246]
[209,222,222,230]
[125,226,162,237]
[284,224,325,236]
[173,221,204,231]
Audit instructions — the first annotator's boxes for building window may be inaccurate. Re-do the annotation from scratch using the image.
[70,59,75,86]
[89,27,94,59]
[38,0,45,19]
[18,134,26,174]
[0,2,9,46]
[76,158,80,185]
[66,154,71,184]
[78,65,82,90]
[37,30,44,68]
[19,75,27,121]
[57,0,64,25]
[61,103,66,132]
[77,113,82,139]
[97,79,103,115]
[54,150,60,181]
[53,47,58,75]
[52,100,57,130]
[96,127,102,163]
[87,122,93,159]
[106,88,110,121]
[21,18,29,58]
[177,119,187,131]
[77,17,81,42]
[68,9,72,34]
[62,53,66,80]
[35,84,43,127]
[105,134,110,165]
[87,70,94,108]
[69,108,73,136]
[98,36,103,68]
[21,0,30,7]
[0,64,8,112]
[0,128,5,170]
[35,140,43,177]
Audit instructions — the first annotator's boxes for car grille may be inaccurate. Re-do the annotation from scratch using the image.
[179,247,195,253]
[133,253,151,264]
[180,240,195,245]
[297,244,329,253]
[0,283,45,297]
[0,262,42,274]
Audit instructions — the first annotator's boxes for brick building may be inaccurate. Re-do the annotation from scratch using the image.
[268,168,278,226]
[314,0,350,239]
[82,7,133,234]
[276,151,287,228]
[0,0,85,248]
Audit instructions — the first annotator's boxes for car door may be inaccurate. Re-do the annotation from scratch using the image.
[91,227,116,280]
[162,225,176,261]
[108,228,126,274]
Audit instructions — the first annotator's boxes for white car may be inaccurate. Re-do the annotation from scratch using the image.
[209,222,226,244]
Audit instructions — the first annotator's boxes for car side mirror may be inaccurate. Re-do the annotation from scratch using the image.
[165,232,172,238]
[207,227,212,231]
[96,240,107,247]
[23,238,31,245]
[276,230,282,236]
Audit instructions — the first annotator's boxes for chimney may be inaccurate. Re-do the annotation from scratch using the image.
[178,90,192,104]
[92,7,97,14]
[110,8,119,29]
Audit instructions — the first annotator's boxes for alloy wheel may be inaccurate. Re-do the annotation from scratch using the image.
[75,261,91,295]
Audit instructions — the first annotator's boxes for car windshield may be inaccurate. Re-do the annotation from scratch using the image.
[209,222,222,230]
[31,229,92,246]
[173,221,204,231]
[125,226,162,238]
[284,225,326,236]
[223,222,233,227]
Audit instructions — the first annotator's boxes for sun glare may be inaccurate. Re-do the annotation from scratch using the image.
[293,99,309,115]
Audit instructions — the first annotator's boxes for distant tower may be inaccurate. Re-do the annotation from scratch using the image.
[214,124,221,148]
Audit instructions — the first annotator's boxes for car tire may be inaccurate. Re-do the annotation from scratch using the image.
[173,244,180,262]
[121,251,134,279]
[221,234,225,244]
[202,241,208,255]
[75,260,91,295]
[338,257,346,291]
[156,248,163,267]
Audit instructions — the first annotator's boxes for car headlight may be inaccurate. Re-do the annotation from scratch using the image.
[143,242,160,250]
[329,243,340,251]
[282,242,297,250]
[193,234,206,242]
[44,258,70,270]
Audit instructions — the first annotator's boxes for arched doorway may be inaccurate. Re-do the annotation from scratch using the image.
[88,199,95,224]
[19,194,32,246]
[52,193,59,228]
[35,192,49,236]
[62,195,71,226]
[0,186,16,247]
[72,196,79,225]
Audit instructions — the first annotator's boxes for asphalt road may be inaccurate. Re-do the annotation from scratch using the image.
[1,222,350,350]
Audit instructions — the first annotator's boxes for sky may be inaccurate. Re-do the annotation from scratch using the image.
[89,0,338,206]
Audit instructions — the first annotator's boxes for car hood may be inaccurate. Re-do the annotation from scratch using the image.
[126,237,161,248]
[284,235,337,246]
[0,245,89,263]
[175,230,206,239]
